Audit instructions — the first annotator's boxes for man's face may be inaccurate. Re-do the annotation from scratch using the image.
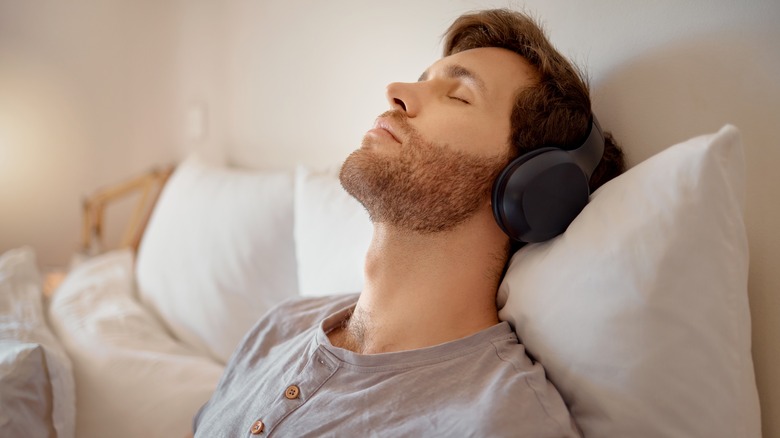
[340,47,537,233]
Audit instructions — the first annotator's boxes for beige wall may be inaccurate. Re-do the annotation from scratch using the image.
[1,0,778,435]
[0,0,228,266]
[0,1,183,266]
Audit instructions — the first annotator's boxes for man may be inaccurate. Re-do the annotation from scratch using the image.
[193,8,624,437]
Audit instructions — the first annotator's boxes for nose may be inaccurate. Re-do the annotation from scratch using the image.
[385,82,419,117]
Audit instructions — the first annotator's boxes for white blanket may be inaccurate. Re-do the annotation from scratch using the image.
[47,250,224,438]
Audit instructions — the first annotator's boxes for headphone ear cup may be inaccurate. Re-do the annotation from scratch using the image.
[492,149,590,242]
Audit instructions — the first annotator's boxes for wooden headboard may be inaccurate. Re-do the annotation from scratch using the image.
[80,165,175,256]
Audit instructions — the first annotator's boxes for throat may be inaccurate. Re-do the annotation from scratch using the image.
[328,309,371,354]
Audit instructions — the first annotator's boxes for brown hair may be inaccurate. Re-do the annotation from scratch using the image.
[444,9,624,191]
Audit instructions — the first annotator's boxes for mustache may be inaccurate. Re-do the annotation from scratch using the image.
[376,110,420,142]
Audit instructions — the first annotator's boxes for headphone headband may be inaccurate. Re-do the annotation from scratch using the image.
[569,116,604,180]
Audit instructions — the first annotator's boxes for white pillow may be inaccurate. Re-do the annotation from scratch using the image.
[48,250,224,438]
[497,125,760,437]
[0,246,75,438]
[136,155,299,362]
[294,165,373,296]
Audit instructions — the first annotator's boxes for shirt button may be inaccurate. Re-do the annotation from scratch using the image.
[250,419,264,434]
[284,385,300,399]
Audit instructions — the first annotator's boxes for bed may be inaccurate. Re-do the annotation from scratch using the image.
[1,125,762,437]
[1,2,777,437]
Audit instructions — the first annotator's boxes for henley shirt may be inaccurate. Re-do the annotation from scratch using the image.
[193,294,581,437]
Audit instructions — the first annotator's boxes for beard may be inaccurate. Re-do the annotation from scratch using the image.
[339,111,508,234]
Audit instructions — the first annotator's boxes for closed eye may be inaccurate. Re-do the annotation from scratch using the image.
[449,96,470,104]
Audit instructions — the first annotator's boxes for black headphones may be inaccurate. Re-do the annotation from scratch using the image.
[491,116,605,243]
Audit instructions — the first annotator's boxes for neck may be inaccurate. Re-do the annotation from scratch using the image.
[331,206,509,354]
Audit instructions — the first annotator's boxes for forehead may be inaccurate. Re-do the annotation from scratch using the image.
[427,47,537,100]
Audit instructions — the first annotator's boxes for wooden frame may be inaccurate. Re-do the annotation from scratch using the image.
[80,165,175,255]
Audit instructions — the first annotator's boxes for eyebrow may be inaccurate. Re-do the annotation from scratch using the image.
[418,64,488,98]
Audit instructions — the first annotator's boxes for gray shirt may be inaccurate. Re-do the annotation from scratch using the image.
[194,294,580,437]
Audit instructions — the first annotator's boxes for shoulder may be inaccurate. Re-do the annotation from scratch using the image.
[216,294,358,388]
[460,333,581,437]
[277,293,360,318]
[267,293,359,331]
[232,294,357,355]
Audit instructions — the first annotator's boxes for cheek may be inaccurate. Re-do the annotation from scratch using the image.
[409,104,512,155]
[435,117,511,156]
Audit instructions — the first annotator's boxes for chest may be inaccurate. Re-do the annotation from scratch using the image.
[195,339,499,437]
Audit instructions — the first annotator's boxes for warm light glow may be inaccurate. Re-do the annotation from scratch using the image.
[0,77,53,188]
[0,54,88,212]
